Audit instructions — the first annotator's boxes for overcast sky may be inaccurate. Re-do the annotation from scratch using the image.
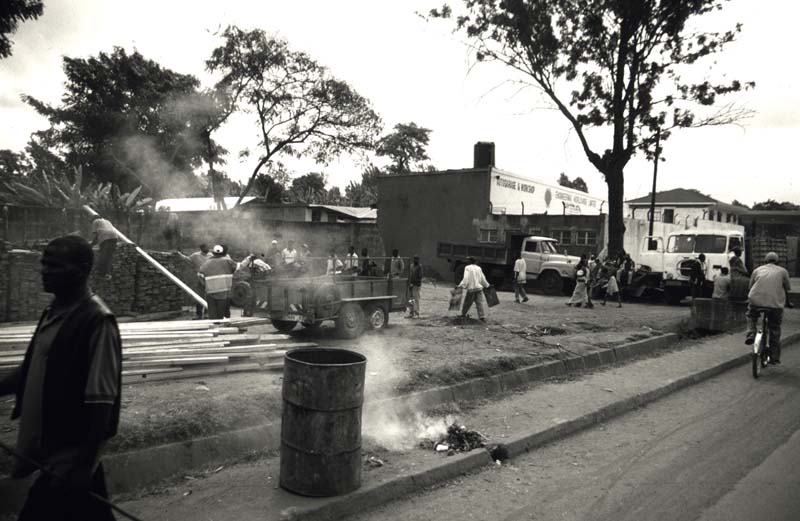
[1,0,798,206]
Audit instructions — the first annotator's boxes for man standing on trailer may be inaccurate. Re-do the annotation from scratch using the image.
[0,235,121,520]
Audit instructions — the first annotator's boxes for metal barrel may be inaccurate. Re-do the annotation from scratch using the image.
[279,348,367,496]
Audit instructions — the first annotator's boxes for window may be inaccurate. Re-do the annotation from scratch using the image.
[575,230,597,246]
[311,208,322,222]
[708,210,715,221]
[553,229,572,245]
[479,228,499,242]
[662,209,674,224]
[717,212,722,222]
[541,241,558,254]
[728,236,743,252]
[667,234,728,254]
[667,235,695,253]
[525,241,538,253]
[646,210,661,222]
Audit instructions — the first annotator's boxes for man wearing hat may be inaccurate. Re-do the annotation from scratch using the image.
[0,236,122,519]
[199,245,241,319]
[745,251,793,364]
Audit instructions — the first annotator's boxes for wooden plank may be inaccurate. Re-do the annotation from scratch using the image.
[122,367,184,377]
[122,356,230,368]
[122,362,265,384]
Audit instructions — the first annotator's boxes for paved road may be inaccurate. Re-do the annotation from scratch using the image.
[351,344,800,521]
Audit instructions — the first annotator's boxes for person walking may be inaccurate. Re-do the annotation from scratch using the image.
[567,255,591,308]
[90,216,118,281]
[0,236,122,521]
[458,257,490,321]
[199,245,241,320]
[513,252,529,303]
[408,255,423,318]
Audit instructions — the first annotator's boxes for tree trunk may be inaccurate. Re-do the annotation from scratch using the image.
[605,168,626,258]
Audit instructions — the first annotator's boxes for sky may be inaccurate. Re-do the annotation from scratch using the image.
[1,0,798,206]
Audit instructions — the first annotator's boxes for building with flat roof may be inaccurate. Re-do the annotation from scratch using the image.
[625,188,747,226]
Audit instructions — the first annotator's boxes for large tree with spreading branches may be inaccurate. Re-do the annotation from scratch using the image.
[431,0,753,255]
[207,26,383,207]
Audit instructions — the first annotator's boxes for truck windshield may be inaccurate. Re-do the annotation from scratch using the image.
[666,235,728,254]
[541,241,559,254]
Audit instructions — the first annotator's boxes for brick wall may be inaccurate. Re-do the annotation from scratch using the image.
[0,243,195,322]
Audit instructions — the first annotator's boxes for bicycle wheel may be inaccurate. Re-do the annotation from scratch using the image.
[752,330,763,379]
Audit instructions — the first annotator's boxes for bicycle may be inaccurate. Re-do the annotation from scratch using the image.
[752,310,771,379]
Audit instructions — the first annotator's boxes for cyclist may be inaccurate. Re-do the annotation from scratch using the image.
[745,252,793,364]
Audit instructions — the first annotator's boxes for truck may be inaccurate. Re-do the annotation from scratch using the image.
[437,235,581,295]
[634,229,745,305]
[230,258,410,338]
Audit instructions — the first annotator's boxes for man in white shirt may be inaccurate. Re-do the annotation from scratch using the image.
[457,257,491,321]
[282,240,300,274]
[513,252,529,303]
[343,246,359,274]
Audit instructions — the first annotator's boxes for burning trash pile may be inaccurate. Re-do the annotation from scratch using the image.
[420,423,487,455]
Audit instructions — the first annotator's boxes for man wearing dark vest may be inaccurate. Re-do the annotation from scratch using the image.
[0,235,122,520]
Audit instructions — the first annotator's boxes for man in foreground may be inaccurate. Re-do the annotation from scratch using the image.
[745,252,793,364]
[0,235,122,520]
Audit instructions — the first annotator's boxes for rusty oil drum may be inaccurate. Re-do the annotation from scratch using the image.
[279,348,367,496]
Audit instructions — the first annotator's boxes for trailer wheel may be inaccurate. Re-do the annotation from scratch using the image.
[365,303,388,330]
[336,303,365,339]
[540,271,563,296]
[272,319,298,333]
[231,281,252,308]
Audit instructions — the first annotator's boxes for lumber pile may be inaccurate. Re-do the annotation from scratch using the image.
[0,317,313,384]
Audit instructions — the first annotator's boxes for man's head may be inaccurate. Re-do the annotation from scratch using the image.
[413,255,419,265]
[721,267,729,276]
[392,249,399,257]
[287,240,295,249]
[361,248,368,256]
[271,240,278,246]
[765,251,779,264]
[732,246,742,257]
[468,256,476,265]
[211,245,224,256]
[329,248,336,257]
[199,244,209,254]
[41,236,93,294]
[698,253,706,261]
[348,246,355,253]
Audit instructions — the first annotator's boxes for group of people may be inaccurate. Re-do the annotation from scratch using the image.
[566,252,629,309]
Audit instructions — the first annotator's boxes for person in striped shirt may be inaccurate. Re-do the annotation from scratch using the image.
[199,245,244,319]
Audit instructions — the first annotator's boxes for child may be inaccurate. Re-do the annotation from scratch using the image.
[601,264,622,308]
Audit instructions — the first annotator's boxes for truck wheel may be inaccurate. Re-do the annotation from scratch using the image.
[664,288,683,305]
[365,303,388,330]
[336,303,365,339]
[272,319,297,333]
[540,271,563,296]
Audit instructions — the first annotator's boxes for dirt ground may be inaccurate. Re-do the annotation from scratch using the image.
[0,283,691,471]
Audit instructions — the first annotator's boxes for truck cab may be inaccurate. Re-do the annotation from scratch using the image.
[639,230,745,304]
[520,236,582,295]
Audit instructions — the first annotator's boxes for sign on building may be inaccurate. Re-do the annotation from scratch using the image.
[489,170,606,216]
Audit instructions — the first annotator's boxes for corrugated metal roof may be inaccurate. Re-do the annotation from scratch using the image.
[314,205,377,220]
[155,197,256,212]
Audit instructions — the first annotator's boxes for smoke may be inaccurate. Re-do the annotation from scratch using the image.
[119,134,204,198]
[359,337,452,451]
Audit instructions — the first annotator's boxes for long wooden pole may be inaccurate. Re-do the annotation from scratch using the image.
[82,205,207,309]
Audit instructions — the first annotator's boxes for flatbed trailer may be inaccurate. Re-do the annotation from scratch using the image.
[231,258,410,338]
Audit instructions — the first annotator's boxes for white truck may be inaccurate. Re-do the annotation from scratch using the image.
[437,235,581,295]
[635,229,745,305]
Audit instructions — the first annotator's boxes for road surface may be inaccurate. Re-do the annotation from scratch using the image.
[351,344,800,521]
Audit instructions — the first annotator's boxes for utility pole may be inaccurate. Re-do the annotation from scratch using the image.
[647,129,661,249]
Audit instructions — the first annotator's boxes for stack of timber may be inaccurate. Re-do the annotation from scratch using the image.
[0,317,315,384]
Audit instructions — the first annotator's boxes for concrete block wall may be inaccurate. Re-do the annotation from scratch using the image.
[0,244,195,322]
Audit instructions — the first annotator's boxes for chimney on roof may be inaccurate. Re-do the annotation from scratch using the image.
[473,142,495,169]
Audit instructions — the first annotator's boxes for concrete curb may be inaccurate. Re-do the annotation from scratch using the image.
[281,331,800,521]
[0,333,677,496]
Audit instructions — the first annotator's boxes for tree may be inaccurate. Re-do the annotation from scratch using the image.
[24,47,208,197]
[376,122,433,174]
[289,172,327,204]
[431,1,753,255]
[1,0,43,59]
[0,149,30,179]
[751,199,799,211]
[344,164,380,207]
[206,26,383,207]
[557,173,588,193]
[730,199,749,209]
